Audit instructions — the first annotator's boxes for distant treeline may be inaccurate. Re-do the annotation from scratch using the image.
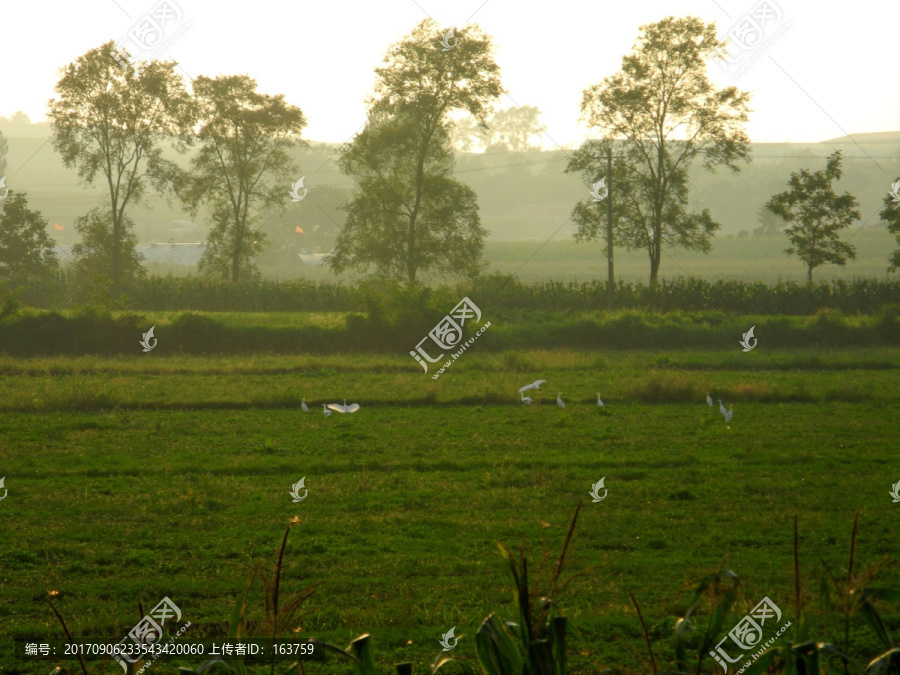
[10,275,900,315]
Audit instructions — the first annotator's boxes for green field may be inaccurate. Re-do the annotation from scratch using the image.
[141,227,899,285]
[2,346,898,674]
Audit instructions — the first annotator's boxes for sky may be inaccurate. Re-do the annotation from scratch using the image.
[3,0,898,147]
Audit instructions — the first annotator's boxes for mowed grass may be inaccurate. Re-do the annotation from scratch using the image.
[0,348,898,674]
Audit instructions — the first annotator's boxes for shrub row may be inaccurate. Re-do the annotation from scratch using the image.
[1,306,896,356]
[10,274,900,315]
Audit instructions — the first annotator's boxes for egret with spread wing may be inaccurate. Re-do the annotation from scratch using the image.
[519,380,547,394]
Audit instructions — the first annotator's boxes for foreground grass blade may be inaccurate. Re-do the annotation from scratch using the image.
[549,616,566,675]
[350,633,377,675]
[226,572,255,675]
[476,613,525,675]
[866,648,900,674]
[432,655,476,674]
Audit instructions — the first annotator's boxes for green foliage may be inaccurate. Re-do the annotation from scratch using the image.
[332,19,500,283]
[880,177,900,273]
[18,273,900,315]
[767,150,861,282]
[345,281,459,348]
[69,206,145,305]
[183,74,308,283]
[47,40,193,295]
[475,502,582,675]
[575,16,751,284]
[0,190,59,294]
[2,303,899,356]
[0,128,7,176]
[661,516,899,675]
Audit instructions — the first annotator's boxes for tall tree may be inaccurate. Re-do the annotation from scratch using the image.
[48,41,193,297]
[765,151,859,283]
[0,191,59,287]
[330,19,502,283]
[0,129,8,178]
[881,177,900,273]
[573,16,751,286]
[180,75,307,282]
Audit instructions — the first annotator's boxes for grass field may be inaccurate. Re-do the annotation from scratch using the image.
[146,227,899,285]
[2,346,898,674]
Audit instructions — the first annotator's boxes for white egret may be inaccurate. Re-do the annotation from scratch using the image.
[521,392,533,404]
[301,398,309,413]
[322,404,331,417]
[725,406,734,423]
[719,399,727,417]
[519,380,547,394]
[557,393,565,408]
[597,393,604,407]
[706,392,713,407]
[327,399,360,413]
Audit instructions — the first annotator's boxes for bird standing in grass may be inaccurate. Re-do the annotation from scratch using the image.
[521,392,533,404]
[322,404,331,417]
[301,398,309,413]
[719,399,734,423]
[557,393,565,408]
[597,393,604,407]
[706,392,713,407]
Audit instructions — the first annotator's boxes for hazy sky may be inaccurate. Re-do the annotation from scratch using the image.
[4,0,898,147]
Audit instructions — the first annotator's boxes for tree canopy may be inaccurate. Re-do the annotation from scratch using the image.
[570,16,751,286]
[48,40,193,299]
[880,178,900,273]
[766,151,860,282]
[178,75,307,282]
[0,191,59,287]
[330,19,502,284]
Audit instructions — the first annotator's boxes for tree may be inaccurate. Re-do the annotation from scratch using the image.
[753,203,783,236]
[483,105,544,152]
[0,129,7,177]
[0,191,59,287]
[48,41,194,297]
[450,116,487,152]
[452,105,544,152]
[179,75,307,282]
[572,16,751,286]
[765,151,859,283]
[70,207,145,300]
[330,19,502,284]
[881,177,900,273]
[567,138,719,280]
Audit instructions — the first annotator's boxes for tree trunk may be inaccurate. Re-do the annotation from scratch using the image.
[649,253,661,287]
[111,211,121,299]
[233,224,241,282]
[807,265,813,284]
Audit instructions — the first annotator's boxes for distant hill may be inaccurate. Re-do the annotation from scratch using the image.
[820,131,900,144]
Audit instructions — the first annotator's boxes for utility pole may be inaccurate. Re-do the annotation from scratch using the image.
[606,146,614,308]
